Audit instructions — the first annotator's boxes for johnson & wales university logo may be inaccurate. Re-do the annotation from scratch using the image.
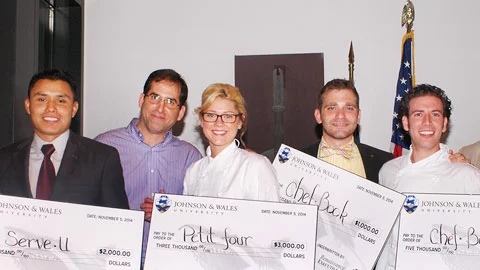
[278,147,291,164]
[403,194,418,214]
[155,195,172,213]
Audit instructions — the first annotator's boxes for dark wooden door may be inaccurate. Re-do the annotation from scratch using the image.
[235,53,324,159]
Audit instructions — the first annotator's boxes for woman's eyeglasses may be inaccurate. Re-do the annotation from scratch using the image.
[201,112,241,123]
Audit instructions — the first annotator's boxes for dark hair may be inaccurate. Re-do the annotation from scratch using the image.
[317,79,359,109]
[398,84,452,124]
[143,69,188,106]
[28,69,77,100]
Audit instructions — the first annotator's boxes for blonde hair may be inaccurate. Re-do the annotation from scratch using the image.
[195,83,247,147]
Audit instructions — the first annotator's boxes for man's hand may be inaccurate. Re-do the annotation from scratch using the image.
[140,197,154,222]
[448,149,469,163]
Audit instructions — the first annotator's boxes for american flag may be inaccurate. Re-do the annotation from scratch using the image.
[391,31,415,157]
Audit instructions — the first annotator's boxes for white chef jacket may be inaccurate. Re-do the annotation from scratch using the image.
[376,144,480,270]
[183,141,280,202]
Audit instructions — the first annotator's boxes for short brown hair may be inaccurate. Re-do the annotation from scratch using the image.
[317,79,359,109]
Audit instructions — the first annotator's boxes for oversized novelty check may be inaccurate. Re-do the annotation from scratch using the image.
[0,194,144,270]
[273,144,406,270]
[396,193,480,269]
[144,194,318,270]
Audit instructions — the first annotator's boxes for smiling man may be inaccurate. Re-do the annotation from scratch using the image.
[0,69,129,209]
[95,69,202,264]
[96,69,201,215]
[303,79,393,182]
[379,84,480,193]
[376,84,480,270]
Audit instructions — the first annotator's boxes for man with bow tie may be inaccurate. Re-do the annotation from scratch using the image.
[302,79,393,183]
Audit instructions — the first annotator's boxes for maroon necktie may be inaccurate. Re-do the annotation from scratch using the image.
[36,144,56,200]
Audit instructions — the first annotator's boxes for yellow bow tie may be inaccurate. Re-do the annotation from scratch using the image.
[318,143,355,160]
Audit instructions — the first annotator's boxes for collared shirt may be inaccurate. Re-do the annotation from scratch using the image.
[317,138,366,178]
[29,130,70,198]
[184,140,280,202]
[95,118,202,262]
[376,143,480,270]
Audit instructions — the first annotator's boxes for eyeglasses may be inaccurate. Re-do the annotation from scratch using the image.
[144,93,179,109]
[201,112,242,123]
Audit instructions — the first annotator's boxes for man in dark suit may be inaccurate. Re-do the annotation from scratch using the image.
[302,79,393,183]
[0,69,129,209]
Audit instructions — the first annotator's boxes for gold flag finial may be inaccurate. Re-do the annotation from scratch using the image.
[402,0,415,33]
[348,41,355,84]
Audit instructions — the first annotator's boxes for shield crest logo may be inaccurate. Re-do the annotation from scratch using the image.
[155,195,172,213]
[403,194,418,214]
[278,147,291,164]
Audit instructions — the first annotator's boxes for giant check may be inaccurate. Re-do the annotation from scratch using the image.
[0,195,144,269]
[144,194,318,270]
[273,144,406,270]
[396,193,480,269]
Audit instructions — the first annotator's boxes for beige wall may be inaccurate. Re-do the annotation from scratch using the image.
[83,0,480,153]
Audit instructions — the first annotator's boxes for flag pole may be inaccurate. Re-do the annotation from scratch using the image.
[390,0,415,157]
[348,41,361,142]
[402,0,415,88]
[348,41,354,85]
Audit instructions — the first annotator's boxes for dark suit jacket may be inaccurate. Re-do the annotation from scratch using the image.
[0,132,129,209]
[302,141,394,183]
